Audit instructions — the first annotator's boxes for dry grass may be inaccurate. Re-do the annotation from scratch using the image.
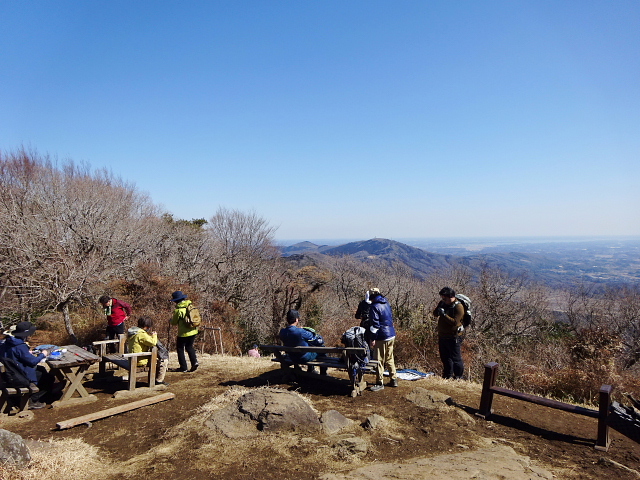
[118,370,323,477]
[0,438,113,480]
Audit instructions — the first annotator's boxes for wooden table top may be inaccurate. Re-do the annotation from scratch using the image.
[46,344,100,369]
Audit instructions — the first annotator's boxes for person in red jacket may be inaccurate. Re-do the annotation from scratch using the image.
[98,295,132,341]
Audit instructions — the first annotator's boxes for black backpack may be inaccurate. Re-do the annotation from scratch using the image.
[156,340,169,360]
[341,326,370,375]
[0,356,31,388]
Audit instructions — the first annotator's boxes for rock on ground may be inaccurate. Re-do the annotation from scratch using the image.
[322,409,354,435]
[0,429,31,468]
[319,443,554,480]
[205,388,321,438]
[406,387,453,410]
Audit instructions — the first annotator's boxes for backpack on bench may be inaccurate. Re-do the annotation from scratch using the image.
[341,326,370,379]
[0,357,31,388]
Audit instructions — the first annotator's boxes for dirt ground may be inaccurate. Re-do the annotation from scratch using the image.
[4,354,640,479]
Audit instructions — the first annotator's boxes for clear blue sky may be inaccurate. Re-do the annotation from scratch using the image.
[2,1,639,241]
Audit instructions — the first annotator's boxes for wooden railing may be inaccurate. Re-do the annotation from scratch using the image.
[477,362,612,451]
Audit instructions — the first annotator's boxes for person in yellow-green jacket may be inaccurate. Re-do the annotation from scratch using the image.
[126,317,169,385]
[169,291,199,372]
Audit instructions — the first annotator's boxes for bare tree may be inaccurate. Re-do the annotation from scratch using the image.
[474,264,550,346]
[0,149,158,342]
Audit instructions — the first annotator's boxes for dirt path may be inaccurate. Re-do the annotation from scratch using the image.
[5,354,640,479]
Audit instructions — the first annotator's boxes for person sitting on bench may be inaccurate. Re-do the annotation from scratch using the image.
[112,317,169,385]
[0,321,55,409]
[279,310,324,372]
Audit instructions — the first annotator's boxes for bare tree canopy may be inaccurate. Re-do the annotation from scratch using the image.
[0,149,158,340]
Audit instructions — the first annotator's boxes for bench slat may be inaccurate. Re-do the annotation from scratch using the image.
[259,345,366,354]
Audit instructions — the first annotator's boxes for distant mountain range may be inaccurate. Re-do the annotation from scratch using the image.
[281,238,640,287]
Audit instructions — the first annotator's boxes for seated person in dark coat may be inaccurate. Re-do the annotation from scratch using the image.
[279,310,319,364]
[0,321,54,409]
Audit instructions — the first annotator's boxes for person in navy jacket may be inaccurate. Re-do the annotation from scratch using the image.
[0,321,53,409]
[367,288,398,391]
[279,310,317,366]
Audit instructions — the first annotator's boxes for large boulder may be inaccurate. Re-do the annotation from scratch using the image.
[205,388,321,438]
[0,429,31,468]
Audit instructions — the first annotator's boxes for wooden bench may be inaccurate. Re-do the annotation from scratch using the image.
[477,362,612,451]
[101,348,158,391]
[0,361,39,414]
[259,345,379,397]
[93,334,127,374]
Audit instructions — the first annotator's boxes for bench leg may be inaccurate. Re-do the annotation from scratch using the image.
[16,391,32,412]
[128,359,137,391]
[0,391,10,414]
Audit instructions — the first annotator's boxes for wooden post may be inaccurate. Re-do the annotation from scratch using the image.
[128,357,137,391]
[148,347,157,388]
[595,384,612,451]
[477,362,499,418]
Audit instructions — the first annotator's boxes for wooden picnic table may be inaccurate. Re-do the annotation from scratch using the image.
[46,344,100,407]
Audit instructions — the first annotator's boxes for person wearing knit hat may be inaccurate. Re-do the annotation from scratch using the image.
[169,291,199,372]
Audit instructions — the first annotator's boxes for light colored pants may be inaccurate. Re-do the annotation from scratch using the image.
[372,338,396,385]
[156,358,168,383]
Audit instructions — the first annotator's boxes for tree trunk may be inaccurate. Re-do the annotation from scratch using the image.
[61,302,78,345]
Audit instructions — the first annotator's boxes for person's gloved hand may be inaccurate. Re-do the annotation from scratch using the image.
[436,308,446,317]
[457,325,464,334]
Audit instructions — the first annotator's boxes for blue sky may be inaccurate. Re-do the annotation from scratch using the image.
[1,1,639,242]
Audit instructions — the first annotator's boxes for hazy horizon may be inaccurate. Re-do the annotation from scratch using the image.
[276,235,640,248]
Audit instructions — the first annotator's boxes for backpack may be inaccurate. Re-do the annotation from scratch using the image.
[341,326,370,375]
[355,300,371,329]
[302,327,325,347]
[0,357,31,388]
[156,340,169,360]
[184,304,202,328]
[455,294,473,329]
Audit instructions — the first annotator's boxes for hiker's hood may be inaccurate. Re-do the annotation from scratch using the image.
[3,335,25,347]
[128,326,143,336]
[371,294,388,304]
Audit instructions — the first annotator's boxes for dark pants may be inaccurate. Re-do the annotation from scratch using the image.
[33,366,56,403]
[438,336,464,379]
[106,323,125,353]
[106,322,125,339]
[176,335,198,370]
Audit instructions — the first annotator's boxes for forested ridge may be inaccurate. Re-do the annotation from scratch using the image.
[2,149,639,404]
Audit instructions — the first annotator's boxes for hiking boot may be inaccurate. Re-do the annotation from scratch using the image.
[390,378,399,388]
[169,367,188,373]
[29,400,46,410]
[157,381,170,386]
[370,384,384,392]
[189,363,199,372]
